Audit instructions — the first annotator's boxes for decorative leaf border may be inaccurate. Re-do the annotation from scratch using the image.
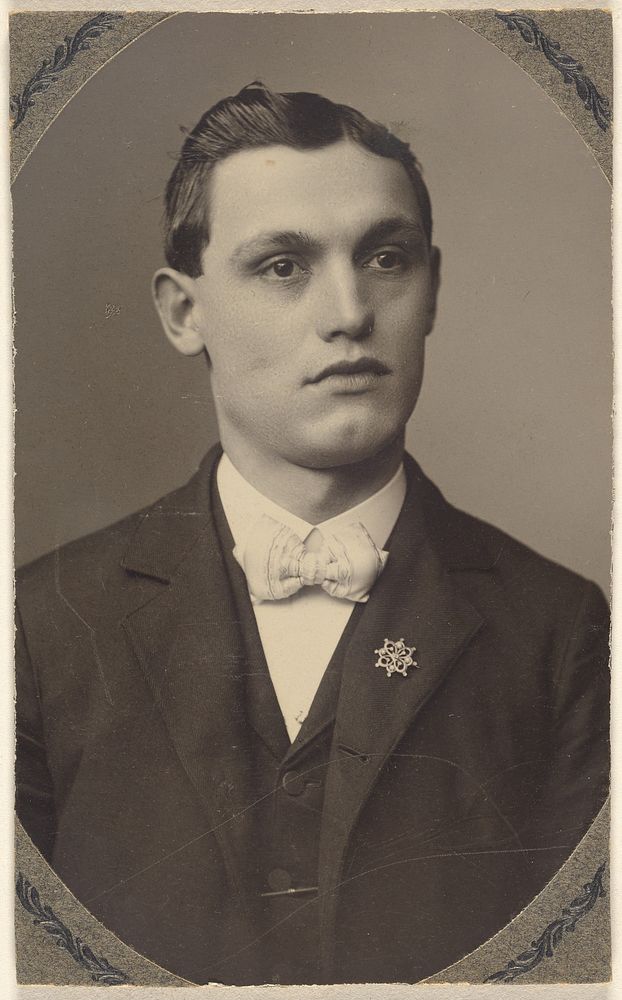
[10,12,124,129]
[484,861,607,983]
[495,12,612,132]
[16,871,129,986]
[14,860,609,988]
[12,12,611,133]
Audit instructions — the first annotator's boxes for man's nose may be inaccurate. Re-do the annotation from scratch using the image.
[314,264,374,342]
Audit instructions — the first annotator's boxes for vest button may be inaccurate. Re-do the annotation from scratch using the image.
[282,770,305,796]
[267,868,291,892]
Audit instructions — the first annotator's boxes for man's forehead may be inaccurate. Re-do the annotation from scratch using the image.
[206,139,421,248]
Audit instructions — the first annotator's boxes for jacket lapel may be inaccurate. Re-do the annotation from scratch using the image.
[120,447,255,894]
[318,460,486,970]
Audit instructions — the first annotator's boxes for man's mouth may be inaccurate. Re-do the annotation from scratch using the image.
[306,358,391,385]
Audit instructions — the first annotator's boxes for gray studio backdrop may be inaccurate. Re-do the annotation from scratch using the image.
[13,12,611,594]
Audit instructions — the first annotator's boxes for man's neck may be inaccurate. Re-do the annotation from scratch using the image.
[219,433,405,524]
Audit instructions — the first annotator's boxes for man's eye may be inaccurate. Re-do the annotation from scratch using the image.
[262,258,304,279]
[366,250,408,271]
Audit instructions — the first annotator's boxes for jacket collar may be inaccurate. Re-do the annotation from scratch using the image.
[120,445,221,582]
[121,447,504,583]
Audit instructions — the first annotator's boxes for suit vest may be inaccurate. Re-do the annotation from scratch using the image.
[211,479,365,984]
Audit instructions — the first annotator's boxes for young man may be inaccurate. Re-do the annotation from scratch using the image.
[16,84,609,985]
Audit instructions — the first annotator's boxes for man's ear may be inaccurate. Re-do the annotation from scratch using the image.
[425,245,441,337]
[152,268,206,357]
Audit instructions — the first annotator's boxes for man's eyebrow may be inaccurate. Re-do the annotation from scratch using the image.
[230,230,318,263]
[355,215,427,253]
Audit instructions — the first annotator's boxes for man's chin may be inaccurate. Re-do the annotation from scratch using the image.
[289,430,405,472]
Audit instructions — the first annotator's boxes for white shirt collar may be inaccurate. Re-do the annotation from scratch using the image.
[217,452,407,553]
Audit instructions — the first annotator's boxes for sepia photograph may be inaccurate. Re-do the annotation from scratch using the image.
[11,8,612,989]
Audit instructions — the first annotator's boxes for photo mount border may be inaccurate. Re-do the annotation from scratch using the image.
[10,8,613,987]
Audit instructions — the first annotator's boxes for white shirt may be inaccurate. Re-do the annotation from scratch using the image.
[217,454,407,741]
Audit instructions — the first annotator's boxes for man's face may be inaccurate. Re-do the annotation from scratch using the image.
[189,139,439,470]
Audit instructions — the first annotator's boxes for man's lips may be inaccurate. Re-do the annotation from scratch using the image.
[306,358,391,384]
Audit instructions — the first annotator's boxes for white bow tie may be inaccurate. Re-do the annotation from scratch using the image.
[233,514,389,604]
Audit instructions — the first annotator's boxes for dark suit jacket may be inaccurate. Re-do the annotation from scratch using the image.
[16,448,610,984]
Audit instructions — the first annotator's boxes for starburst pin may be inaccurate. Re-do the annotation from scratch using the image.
[374,637,418,678]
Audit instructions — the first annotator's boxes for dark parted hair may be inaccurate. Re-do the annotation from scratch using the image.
[163,82,433,277]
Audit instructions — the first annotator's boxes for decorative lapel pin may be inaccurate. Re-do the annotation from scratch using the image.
[374,637,418,678]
